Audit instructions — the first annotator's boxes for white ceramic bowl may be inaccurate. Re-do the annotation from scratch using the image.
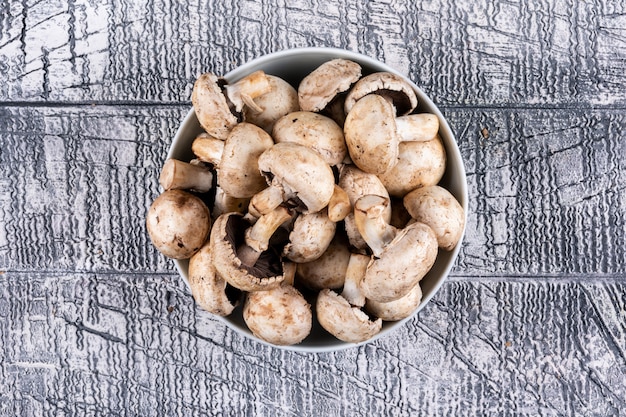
[167,47,467,352]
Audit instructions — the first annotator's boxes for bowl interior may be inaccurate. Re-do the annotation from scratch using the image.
[169,47,468,352]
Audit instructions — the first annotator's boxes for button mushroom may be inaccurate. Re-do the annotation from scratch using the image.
[338,165,392,251]
[243,74,300,134]
[344,71,418,116]
[354,194,438,303]
[249,142,335,216]
[192,122,274,199]
[296,231,352,291]
[188,240,240,316]
[316,253,382,343]
[298,58,362,113]
[159,158,214,193]
[192,71,271,139]
[243,262,312,346]
[272,111,347,166]
[403,185,465,251]
[377,136,447,198]
[146,189,211,259]
[211,206,293,292]
[283,208,336,263]
[343,94,442,175]
[365,281,423,322]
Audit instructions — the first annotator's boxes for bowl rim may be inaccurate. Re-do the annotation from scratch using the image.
[168,47,468,353]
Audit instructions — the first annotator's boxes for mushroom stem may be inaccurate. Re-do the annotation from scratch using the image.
[159,159,214,193]
[282,261,297,287]
[237,206,292,267]
[226,70,272,113]
[192,133,225,165]
[248,186,284,217]
[341,253,369,307]
[395,113,440,142]
[354,195,397,258]
[328,185,351,222]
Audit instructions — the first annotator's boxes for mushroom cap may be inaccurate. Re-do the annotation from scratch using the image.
[338,165,391,250]
[272,111,347,166]
[283,209,336,263]
[211,212,285,292]
[403,185,465,251]
[344,94,400,175]
[146,190,211,259]
[298,58,362,112]
[344,71,418,116]
[378,136,447,198]
[316,289,382,343]
[219,122,274,199]
[257,142,335,214]
[361,221,438,303]
[365,281,422,321]
[191,72,238,140]
[243,285,312,346]
[296,231,352,291]
[243,74,300,133]
[188,241,238,316]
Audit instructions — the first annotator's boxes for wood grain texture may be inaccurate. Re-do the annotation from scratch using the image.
[0,273,625,416]
[0,0,624,105]
[0,106,623,276]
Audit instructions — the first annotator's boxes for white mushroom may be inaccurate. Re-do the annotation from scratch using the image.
[249,142,335,216]
[338,165,391,251]
[272,111,347,166]
[283,208,336,263]
[146,190,211,259]
[159,158,214,193]
[296,231,352,291]
[298,58,362,113]
[343,94,441,175]
[344,71,418,116]
[365,281,423,321]
[243,74,300,133]
[316,253,382,343]
[403,185,465,251]
[354,194,438,302]
[188,240,239,316]
[377,136,446,198]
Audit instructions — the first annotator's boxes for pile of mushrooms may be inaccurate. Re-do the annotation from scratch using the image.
[146,59,465,346]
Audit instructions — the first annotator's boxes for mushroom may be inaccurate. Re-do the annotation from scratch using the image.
[248,142,335,216]
[159,158,214,193]
[283,208,336,263]
[211,206,293,292]
[344,71,418,116]
[192,71,271,139]
[327,185,351,222]
[243,262,312,345]
[343,94,441,175]
[272,111,347,166]
[403,185,465,251]
[365,281,422,322]
[211,186,250,219]
[316,253,382,343]
[188,240,240,316]
[298,58,362,113]
[338,165,391,251]
[146,189,211,259]
[377,136,446,198]
[192,122,274,199]
[243,74,300,134]
[354,194,438,302]
[296,231,352,291]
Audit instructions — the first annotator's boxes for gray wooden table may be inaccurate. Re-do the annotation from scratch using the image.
[1,1,625,416]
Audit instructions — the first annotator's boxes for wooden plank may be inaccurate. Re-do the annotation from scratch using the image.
[0,272,624,415]
[0,0,624,105]
[0,105,624,276]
